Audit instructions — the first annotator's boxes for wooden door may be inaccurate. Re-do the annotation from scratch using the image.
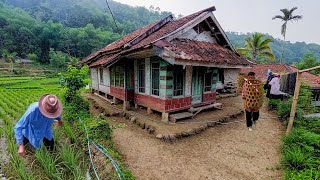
[192,67,203,104]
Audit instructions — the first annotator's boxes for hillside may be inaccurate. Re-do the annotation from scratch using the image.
[227,32,320,64]
[1,0,320,64]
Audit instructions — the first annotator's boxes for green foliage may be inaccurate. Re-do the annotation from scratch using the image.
[26,52,38,63]
[49,48,67,69]
[285,168,319,180]
[227,32,320,64]
[60,65,89,92]
[282,145,316,170]
[294,117,320,134]
[86,118,112,142]
[268,99,281,110]
[35,147,63,179]
[237,32,275,63]
[294,53,320,75]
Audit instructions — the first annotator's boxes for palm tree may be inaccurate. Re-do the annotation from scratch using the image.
[237,32,275,63]
[272,7,303,63]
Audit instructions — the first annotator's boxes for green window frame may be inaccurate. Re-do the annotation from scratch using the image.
[111,64,124,87]
[138,61,145,93]
[204,72,212,92]
[173,65,184,96]
[151,62,160,96]
[99,68,104,85]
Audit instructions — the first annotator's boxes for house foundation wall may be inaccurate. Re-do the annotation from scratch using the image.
[203,91,216,103]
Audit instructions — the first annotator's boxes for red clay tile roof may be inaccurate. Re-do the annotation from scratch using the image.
[89,53,120,67]
[81,6,249,67]
[160,39,249,66]
[241,64,320,87]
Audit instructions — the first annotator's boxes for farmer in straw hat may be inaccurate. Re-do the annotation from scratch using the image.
[242,72,261,132]
[14,94,63,157]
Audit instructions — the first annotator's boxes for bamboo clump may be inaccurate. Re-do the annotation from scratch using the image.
[243,79,264,110]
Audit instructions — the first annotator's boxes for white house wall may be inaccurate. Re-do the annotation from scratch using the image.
[90,68,98,90]
[98,68,108,93]
[177,28,217,43]
[224,68,240,84]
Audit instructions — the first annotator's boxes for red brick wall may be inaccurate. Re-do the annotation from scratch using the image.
[135,94,192,113]
[202,91,216,103]
[126,90,135,101]
[165,97,192,112]
[110,86,125,100]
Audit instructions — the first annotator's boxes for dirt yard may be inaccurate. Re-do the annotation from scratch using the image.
[87,94,284,180]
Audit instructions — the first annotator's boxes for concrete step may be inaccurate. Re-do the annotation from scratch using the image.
[169,112,193,122]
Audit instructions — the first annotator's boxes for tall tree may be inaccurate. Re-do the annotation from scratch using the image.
[237,32,275,63]
[272,7,302,63]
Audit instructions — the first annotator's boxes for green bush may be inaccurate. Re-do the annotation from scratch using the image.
[282,145,316,170]
[86,118,112,142]
[283,128,320,153]
[268,99,281,110]
[295,117,320,134]
[285,168,320,180]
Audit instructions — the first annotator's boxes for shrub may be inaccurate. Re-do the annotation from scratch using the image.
[268,99,280,110]
[286,168,320,180]
[294,117,320,134]
[283,128,320,152]
[282,145,316,171]
[86,118,112,142]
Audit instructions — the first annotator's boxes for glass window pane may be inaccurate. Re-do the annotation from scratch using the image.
[151,62,160,96]
[173,65,184,96]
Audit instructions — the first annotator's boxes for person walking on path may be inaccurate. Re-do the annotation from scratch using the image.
[242,72,261,131]
[14,94,63,157]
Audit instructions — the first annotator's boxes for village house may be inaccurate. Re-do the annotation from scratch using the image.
[241,64,320,106]
[80,6,250,122]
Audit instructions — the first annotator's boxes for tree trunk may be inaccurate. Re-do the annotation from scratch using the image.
[280,34,286,64]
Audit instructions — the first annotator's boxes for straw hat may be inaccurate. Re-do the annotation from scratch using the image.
[39,94,62,118]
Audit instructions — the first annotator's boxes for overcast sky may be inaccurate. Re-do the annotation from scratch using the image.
[113,0,319,44]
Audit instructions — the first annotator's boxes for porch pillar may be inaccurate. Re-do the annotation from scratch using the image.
[185,65,192,97]
[162,112,169,122]
[145,58,151,95]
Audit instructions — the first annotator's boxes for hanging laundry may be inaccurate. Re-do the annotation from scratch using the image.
[287,72,297,95]
[279,72,296,95]
[269,75,287,99]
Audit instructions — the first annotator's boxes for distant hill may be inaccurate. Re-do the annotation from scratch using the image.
[1,0,320,65]
[227,32,320,64]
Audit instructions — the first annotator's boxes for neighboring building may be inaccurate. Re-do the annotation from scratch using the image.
[241,64,320,105]
[15,58,32,64]
[80,6,250,121]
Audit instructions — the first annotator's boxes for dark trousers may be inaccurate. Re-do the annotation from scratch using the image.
[23,136,54,151]
[245,110,259,127]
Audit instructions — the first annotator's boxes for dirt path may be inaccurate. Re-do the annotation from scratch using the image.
[113,109,284,179]
[87,95,284,179]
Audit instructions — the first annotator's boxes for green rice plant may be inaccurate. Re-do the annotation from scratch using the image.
[60,144,85,179]
[35,146,63,180]
[63,121,76,144]
[282,145,316,171]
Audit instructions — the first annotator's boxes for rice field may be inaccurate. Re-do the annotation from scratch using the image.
[0,77,88,179]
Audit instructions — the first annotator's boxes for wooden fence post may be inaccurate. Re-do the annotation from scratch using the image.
[286,72,302,135]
